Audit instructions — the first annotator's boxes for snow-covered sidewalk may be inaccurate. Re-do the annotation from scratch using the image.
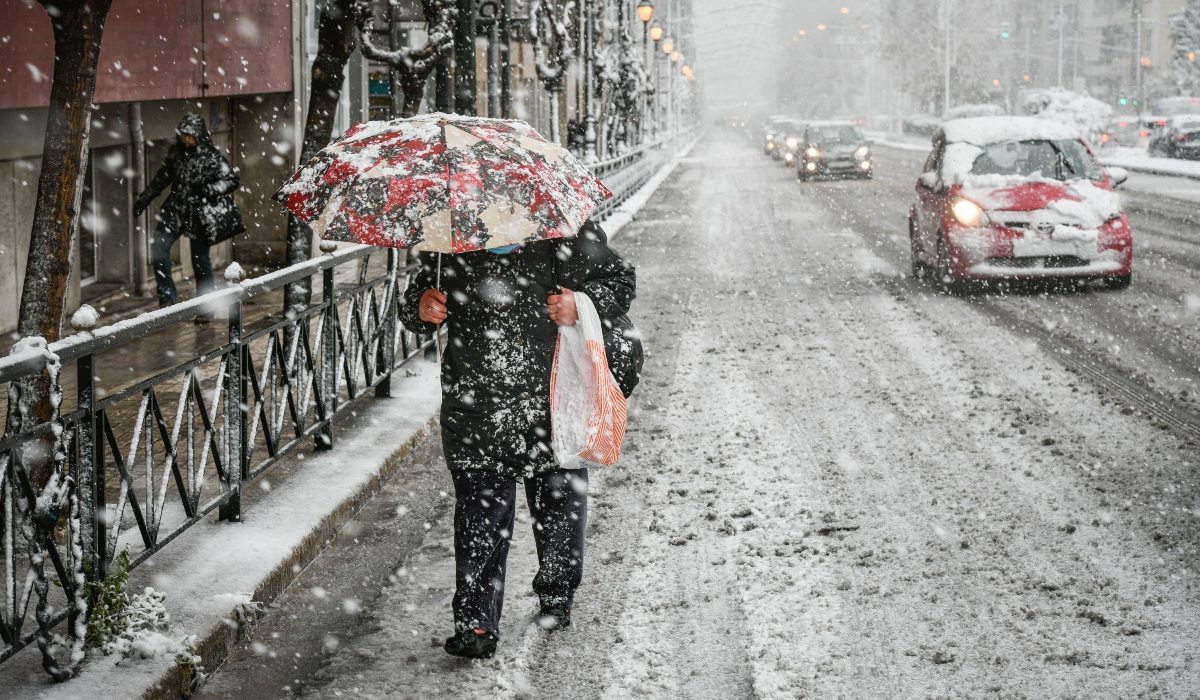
[3,365,440,700]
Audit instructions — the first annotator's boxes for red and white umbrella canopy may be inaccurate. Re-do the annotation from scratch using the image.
[275,113,612,254]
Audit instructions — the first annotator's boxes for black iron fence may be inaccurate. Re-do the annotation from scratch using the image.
[0,134,686,678]
[0,244,432,672]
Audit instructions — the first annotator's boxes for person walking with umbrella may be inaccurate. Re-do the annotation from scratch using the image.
[275,115,633,659]
[134,114,245,320]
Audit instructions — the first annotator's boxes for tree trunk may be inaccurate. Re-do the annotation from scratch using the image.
[402,75,428,118]
[284,0,357,319]
[18,0,113,344]
[7,0,113,494]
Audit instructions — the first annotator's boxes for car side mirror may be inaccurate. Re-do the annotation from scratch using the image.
[918,172,941,192]
[1106,166,1129,188]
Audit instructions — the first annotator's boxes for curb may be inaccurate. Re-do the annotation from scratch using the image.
[144,413,439,700]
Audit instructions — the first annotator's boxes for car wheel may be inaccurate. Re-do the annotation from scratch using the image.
[798,170,809,182]
[909,219,928,280]
[936,234,960,294]
[1103,272,1131,290]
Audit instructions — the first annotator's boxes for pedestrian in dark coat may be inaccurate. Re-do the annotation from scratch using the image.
[134,114,245,315]
[399,220,635,659]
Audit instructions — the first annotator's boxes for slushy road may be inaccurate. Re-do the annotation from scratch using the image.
[199,131,1200,699]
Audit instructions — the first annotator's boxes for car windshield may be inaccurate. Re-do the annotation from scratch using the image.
[970,139,1103,181]
[808,125,862,145]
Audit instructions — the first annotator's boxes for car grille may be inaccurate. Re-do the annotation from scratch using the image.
[985,256,1091,268]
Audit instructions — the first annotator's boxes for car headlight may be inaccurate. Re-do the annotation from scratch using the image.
[951,198,989,227]
[784,152,794,162]
[805,146,820,158]
[767,141,775,149]
[786,137,799,149]
[855,145,870,158]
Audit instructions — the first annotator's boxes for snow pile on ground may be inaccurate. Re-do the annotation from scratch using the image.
[947,103,1006,119]
[1100,147,1200,180]
[1021,88,1113,144]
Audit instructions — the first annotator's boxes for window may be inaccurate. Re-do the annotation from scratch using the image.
[970,140,1103,181]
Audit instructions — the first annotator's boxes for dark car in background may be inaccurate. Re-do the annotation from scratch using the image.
[1148,115,1200,159]
[1099,118,1145,148]
[780,121,807,167]
[763,115,794,158]
[798,121,872,180]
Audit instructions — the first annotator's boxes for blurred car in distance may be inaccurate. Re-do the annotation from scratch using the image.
[798,121,872,180]
[1148,115,1200,159]
[1098,119,1144,148]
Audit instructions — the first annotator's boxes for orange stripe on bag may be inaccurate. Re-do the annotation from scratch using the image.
[549,293,628,468]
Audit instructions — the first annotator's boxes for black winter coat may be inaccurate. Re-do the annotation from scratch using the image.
[135,114,245,245]
[399,221,636,479]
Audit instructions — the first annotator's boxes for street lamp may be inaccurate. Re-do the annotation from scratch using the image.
[662,37,674,54]
[637,2,655,147]
[649,22,664,42]
[670,51,680,62]
[637,0,654,24]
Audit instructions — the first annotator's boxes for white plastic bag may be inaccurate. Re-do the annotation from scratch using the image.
[550,292,627,468]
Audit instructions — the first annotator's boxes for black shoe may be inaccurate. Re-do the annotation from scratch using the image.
[443,630,498,659]
[537,604,571,631]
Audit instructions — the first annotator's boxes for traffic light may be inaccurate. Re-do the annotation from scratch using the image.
[1000,22,1011,40]
[1119,97,1128,105]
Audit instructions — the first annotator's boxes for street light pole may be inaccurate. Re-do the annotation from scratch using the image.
[941,0,953,116]
[1135,4,1143,109]
[583,0,598,162]
[638,1,655,145]
[1057,0,1065,87]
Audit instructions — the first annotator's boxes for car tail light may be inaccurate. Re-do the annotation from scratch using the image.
[1101,134,1110,142]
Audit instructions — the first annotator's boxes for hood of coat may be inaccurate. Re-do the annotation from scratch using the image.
[176,114,211,145]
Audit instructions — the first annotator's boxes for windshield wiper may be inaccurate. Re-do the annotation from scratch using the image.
[1051,144,1077,180]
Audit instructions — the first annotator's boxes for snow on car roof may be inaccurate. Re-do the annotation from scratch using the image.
[939,116,1081,146]
[807,120,858,127]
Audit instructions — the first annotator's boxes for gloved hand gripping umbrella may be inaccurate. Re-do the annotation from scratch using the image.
[274,112,611,270]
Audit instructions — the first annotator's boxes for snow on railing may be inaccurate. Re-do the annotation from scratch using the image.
[0,244,432,676]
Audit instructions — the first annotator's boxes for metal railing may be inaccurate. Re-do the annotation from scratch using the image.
[0,245,433,671]
[0,129,684,678]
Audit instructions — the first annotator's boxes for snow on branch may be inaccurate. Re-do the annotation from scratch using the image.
[354,0,455,116]
[531,0,574,93]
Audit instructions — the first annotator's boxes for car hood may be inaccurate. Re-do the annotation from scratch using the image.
[957,177,1121,229]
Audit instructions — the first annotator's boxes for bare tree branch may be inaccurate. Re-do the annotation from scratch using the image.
[356,0,456,117]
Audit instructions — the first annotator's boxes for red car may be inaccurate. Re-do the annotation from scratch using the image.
[909,117,1132,290]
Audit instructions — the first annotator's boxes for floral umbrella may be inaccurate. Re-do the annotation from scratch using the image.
[274,113,612,253]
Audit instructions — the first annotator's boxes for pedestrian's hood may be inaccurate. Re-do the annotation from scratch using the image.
[958,177,1121,228]
[176,114,212,144]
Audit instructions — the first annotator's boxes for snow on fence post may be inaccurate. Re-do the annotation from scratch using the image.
[375,249,400,399]
[317,266,338,451]
[219,301,244,523]
[74,352,103,580]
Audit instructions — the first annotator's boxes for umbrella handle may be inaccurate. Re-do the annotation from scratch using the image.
[435,253,444,363]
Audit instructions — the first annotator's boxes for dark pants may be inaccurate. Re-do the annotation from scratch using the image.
[450,467,589,637]
[151,222,213,306]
